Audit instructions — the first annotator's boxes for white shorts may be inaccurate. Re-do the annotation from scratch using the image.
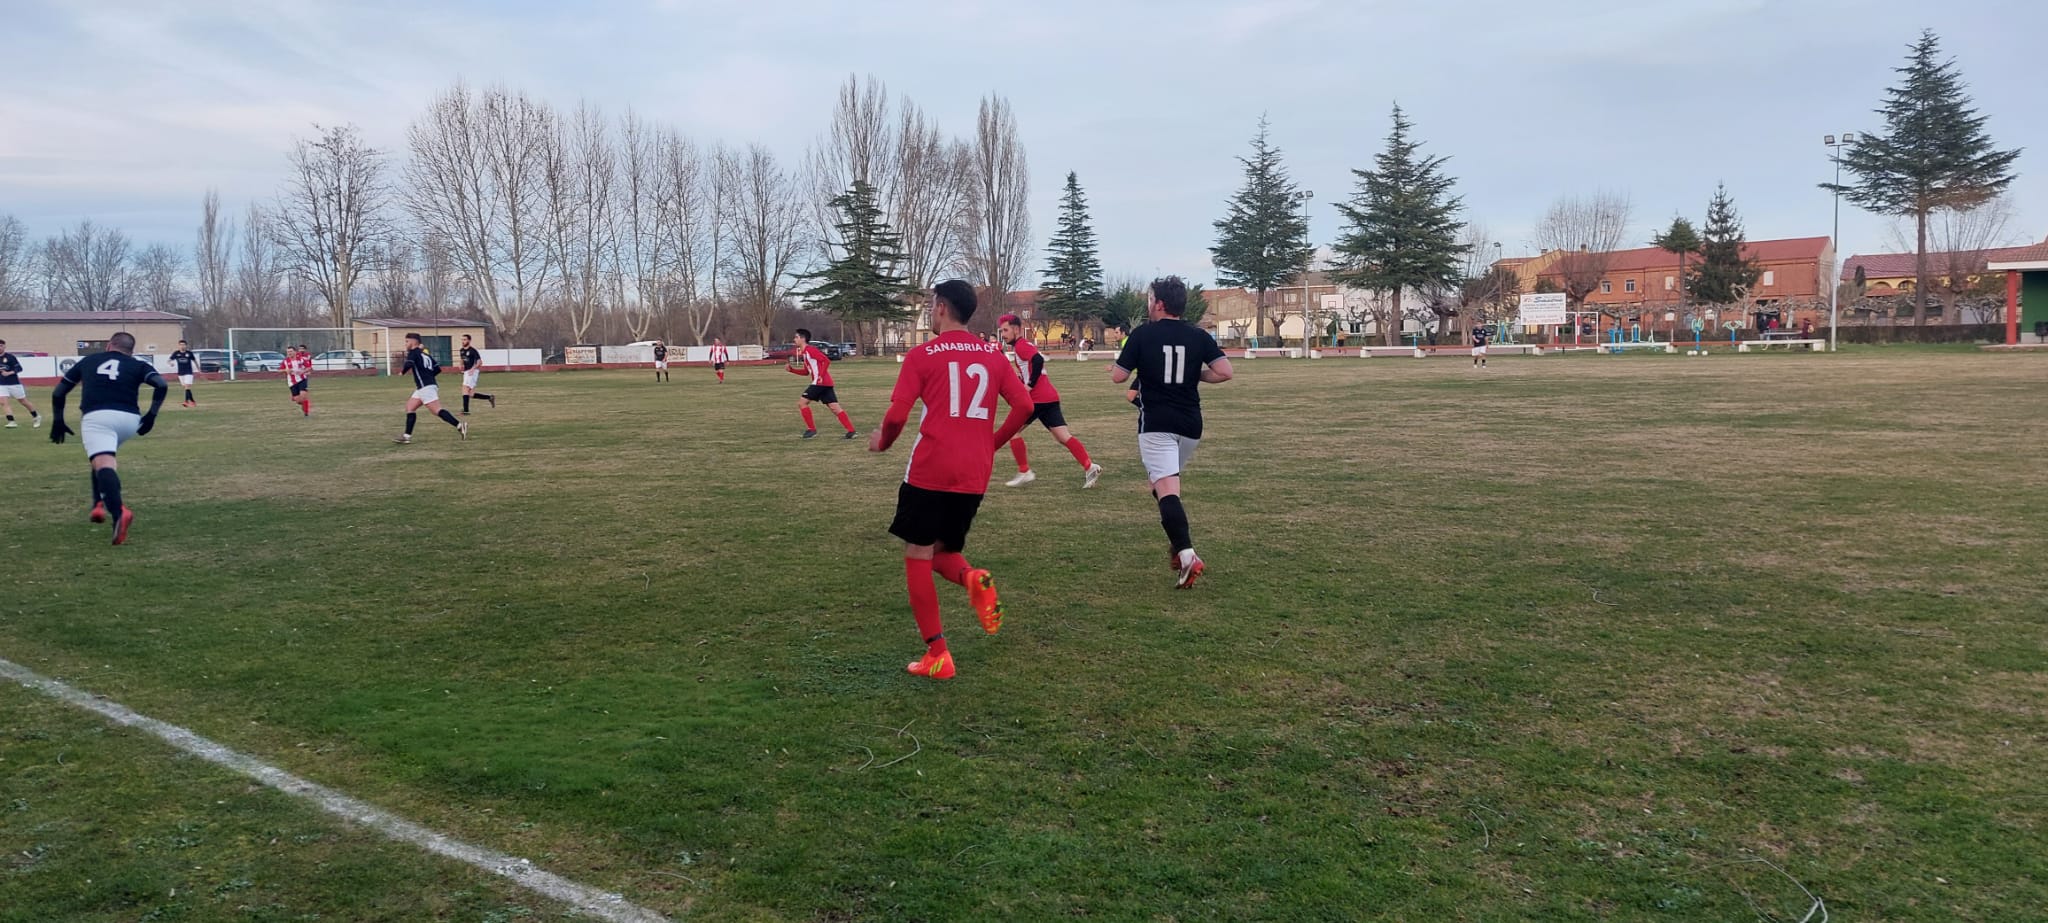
[1138,432,1199,483]
[411,385,441,405]
[1471,345,1487,357]
[0,383,24,400]
[654,360,669,369]
[462,369,480,389]
[82,409,141,458]
[178,374,195,386]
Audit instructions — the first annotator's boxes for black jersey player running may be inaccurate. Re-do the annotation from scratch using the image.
[1110,277,1233,588]
[48,332,169,545]
[0,338,42,428]
[392,333,468,444]
[458,335,496,414]
[169,340,199,407]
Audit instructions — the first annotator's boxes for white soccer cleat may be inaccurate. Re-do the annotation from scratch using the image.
[3,421,14,429]
[392,433,411,444]
[1082,463,1102,489]
[1005,470,1036,488]
[457,421,469,440]
[1174,548,1205,589]
[31,415,41,428]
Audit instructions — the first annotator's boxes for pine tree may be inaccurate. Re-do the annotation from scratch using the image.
[1688,185,1761,307]
[1211,117,1314,344]
[1039,172,1104,332]
[1650,217,1703,309]
[1823,30,2020,326]
[1327,105,1467,346]
[795,180,914,345]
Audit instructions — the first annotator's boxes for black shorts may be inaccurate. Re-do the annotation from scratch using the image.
[802,385,840,404]
[714,363,726,371]
[889,483,984,551]
[289,380,309,396]
[1031,400,1067,430]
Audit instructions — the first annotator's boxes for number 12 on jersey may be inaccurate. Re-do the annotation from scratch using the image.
[947,361,991,419]
[1160,345,1188,384]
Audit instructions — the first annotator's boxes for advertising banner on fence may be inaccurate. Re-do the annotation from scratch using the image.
[1516,292,1569,327]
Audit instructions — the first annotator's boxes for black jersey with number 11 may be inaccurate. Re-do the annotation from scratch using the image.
[1114,319,1225,439]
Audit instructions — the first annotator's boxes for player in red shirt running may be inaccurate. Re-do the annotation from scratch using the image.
[870,280,1035,680]
[284,345,313,417]
[997,313,1102,489]
[788,328,857,439]
[710,338,730,383]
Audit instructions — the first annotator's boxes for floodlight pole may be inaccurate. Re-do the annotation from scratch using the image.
[1824,133,1856,353]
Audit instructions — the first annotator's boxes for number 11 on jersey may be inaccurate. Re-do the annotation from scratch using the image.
[1161,345,1187,384]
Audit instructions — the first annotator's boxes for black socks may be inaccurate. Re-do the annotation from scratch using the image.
[437,409,460,427]
[94,468,123,517]
[404,413,417,435]
[1157,494,1193,553]
[183,389,194,403]
[463,394,471,413]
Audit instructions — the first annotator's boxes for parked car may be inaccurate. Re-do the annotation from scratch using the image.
[191,349,235,373]
[764,343,800,362]
[239,351,287,372]
[311,349,373,371]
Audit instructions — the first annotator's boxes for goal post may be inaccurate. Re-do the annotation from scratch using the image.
[224,328,394,380]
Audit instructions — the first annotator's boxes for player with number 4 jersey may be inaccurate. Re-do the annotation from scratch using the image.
[870,280,1035,680]
[47,331,169,544]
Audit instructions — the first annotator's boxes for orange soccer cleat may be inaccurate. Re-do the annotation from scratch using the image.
[89,501,107,523]
[966,569,1004,634]
[1174,550,1205,589]
[111,508,134,546]
[906,649,955,680]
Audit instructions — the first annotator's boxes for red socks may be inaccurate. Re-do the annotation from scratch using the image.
[716,370,725,382]
[933,551,971,587]
[298,397,312,415]
[1009,438,1030,472]
[834,409,855,433]
[905,557,947,654]
[1065,438,1091,469]
[800,406,817,430]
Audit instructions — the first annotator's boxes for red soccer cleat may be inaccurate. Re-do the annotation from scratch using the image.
[111,508,134,546]
[89,502,107,523]
[1175,550,1205,590]
[906,649,955,680]
[966,569,1003,634]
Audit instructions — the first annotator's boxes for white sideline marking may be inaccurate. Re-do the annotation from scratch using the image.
[0,656,672,923]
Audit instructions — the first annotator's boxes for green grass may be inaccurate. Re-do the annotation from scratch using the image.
[2,352,2044,921]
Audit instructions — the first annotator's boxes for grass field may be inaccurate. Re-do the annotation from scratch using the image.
[3,351,2044,922]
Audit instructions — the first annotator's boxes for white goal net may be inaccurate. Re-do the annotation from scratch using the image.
[224,328,394,380]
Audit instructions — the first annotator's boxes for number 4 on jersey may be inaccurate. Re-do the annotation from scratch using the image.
[97,359,122,381]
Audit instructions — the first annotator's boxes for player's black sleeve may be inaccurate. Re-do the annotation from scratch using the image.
[1198,334,1226,367]
[1113,335,1138,371]
[144,371,169,414]
[1027,352,1044,388]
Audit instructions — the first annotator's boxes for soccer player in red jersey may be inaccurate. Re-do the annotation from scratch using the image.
[284,345,313,417]
[869,280,1035,680]
[788,328,857,440]
[710,338,730,383]
[996,313,1102,489]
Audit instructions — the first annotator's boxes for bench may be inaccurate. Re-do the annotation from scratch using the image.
[1241,347,1303,359]
[1072,350,1120,361]
[1738,338,1825,352]
[1597,342,1677,354]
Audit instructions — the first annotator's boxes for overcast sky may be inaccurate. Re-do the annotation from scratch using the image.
[3,0,2042,283]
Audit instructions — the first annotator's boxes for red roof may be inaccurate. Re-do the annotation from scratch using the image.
[1843,241,2048,280]
[1589,237,1831,274]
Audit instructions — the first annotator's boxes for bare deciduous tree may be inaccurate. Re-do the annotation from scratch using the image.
[722,144,807,345]
[613,111,669,342]
[966,95,1030,313]
[43,219,135,311]
[369,235,418,317]
[894,104,972,291]
[808,75,898,245]
[660,132,719,344]
[1889,194,2018,322]
[405,82,556,340]
[135,244,185,313]
[194,189,234,320]
[540,102,617,344]
[419,234,455,315]
[235,204,283,325]
[1534,192,1632,311]
[273,124,389,328]
[0,214,29,309]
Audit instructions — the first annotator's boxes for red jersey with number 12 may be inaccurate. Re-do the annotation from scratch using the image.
[892,331,1032,494]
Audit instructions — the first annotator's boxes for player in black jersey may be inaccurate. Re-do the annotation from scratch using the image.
[652,340,670,382]
[1470,324,1490,369]
[392,332,468,444]
[47,332,168,544]
[0,338,42,429]
[169,340,200,407]
[457,334,496,415]
[1110,277,1233,588]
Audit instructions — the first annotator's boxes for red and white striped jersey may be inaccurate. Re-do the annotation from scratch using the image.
[284,353,312,384]
[710,344,730,364]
